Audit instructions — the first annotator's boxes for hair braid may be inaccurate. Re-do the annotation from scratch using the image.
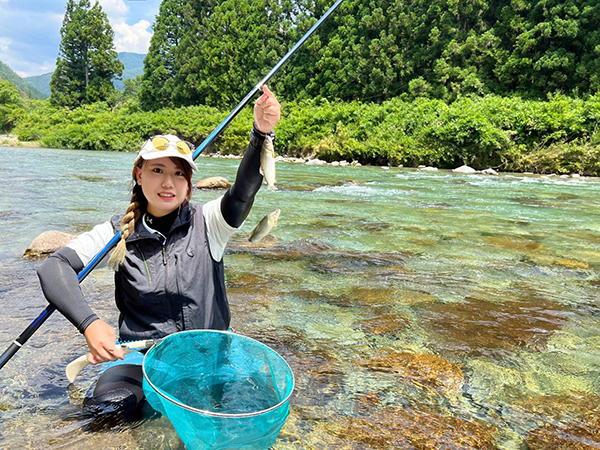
[108,184,144,271]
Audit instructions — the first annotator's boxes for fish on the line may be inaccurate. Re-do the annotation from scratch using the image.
[260,135,277,190]
[248,209,280,243]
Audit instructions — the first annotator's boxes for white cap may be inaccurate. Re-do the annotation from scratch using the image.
[136,134,198,172]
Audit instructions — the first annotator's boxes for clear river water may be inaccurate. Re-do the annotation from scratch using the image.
[0,146,598,449]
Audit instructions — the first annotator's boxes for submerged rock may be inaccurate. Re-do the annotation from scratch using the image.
[554,259,590,269]
[357,349,464,395]
[517,393,600,449]
[484,235,543,253]
[327,406,497,449]
[360,312,409,336]
[24,231,77,258]
[417,295,575,358]
[196,176,231,189]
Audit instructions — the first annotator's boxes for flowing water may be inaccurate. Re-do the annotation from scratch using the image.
[0,146,599,449]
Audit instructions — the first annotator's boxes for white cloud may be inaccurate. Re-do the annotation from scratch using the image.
[13,60,55,78]
[97,0,129,18]
[113,19,151,53]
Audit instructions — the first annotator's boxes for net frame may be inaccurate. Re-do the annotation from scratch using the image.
[141,330,295,418]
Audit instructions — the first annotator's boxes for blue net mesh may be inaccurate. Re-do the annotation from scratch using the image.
[142,330,294,450]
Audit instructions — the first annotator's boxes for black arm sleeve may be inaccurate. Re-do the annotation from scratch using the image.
[37,247,99,334]
[220,129,267,228]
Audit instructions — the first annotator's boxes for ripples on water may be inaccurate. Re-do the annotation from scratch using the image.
[0,147,599,449]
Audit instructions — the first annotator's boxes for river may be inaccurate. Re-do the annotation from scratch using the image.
[0,146,598,449]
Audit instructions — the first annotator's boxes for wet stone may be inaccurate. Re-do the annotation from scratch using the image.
[308,250,408,276]
[526,416,600,450]
[343,286,402,308]
[554,259,590,269]
[327,407,497,449]
[484,235,543,253]
[357,349,464,395]
[23,230,77,258]
[417,295,575,358]
[359,312,409,336]
[514,392,600,449]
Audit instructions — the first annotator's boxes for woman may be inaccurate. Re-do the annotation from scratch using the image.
[37,86,281,418]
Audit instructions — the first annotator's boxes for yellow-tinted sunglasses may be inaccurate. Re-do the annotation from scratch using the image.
[151,136,192,155]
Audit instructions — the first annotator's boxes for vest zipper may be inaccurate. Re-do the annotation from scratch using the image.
[175,254,186,330]
[136,244,152,285]
[162,243,179,331]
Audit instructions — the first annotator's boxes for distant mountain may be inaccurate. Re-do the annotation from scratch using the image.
[114,52,146,90]
[24,72,52,99]
[24,52,146,98]
[0,60,45,99]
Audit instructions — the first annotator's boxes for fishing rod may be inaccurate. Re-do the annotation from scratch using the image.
[0,0,345,371]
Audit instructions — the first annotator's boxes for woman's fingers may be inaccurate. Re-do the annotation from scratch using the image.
[254,85,281,133]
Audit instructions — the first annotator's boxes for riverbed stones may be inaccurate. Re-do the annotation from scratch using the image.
[554,258,590,269]
[417,295,574,358]
[484,235,543,253]
[327,406,497,448]
[518,393,600,449]
[195,176,231,189]
[358,349,464,395]
[305,158,327,166]
[23,231,77,258]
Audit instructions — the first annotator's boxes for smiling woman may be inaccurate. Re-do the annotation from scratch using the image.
[35,86,281,423]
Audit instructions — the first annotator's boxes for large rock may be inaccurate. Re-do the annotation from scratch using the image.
[305,158,328,166]
[453,165,477,173]
[196,176,231,189]
[24,231,77,258]
[481,168,498,175]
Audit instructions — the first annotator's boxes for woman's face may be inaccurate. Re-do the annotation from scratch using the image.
[135,157,190,217]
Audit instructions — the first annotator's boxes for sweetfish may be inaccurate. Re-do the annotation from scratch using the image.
[260,135,277,190]
[248,209,280,243]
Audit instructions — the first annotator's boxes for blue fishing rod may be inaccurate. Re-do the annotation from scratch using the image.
[0,0,345,370]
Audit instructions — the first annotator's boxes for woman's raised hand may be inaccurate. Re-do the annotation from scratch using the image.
[83,319,125,365]
[253,85,281,134]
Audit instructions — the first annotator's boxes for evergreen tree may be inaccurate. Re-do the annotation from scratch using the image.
[495,0,600,97]
[51,0,123,108]
[280,0,501,102]
[139,0,195,110]
[172,0,292,107]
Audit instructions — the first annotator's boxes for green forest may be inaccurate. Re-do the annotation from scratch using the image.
[1,0,600,174]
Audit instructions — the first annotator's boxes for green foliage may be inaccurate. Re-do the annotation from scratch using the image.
[495,0,600,97]
[51,0,123,108]
[0,79,24,132]
[11,94,600,175]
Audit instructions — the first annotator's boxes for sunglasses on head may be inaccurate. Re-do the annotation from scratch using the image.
[151,136,193,155]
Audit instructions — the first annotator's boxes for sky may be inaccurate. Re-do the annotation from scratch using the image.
[0,0,162,78]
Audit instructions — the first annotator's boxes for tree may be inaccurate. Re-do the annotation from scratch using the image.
[50,0,123,108]
[495,0,600,97]
[139,0,196,110]
[0,79,24,132]
[172,0,293,107]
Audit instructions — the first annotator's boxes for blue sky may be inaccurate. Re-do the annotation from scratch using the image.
[0,0,161,77]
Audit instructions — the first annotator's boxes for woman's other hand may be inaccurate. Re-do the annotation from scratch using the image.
[83,319,125,365]
[254,85,281,134]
